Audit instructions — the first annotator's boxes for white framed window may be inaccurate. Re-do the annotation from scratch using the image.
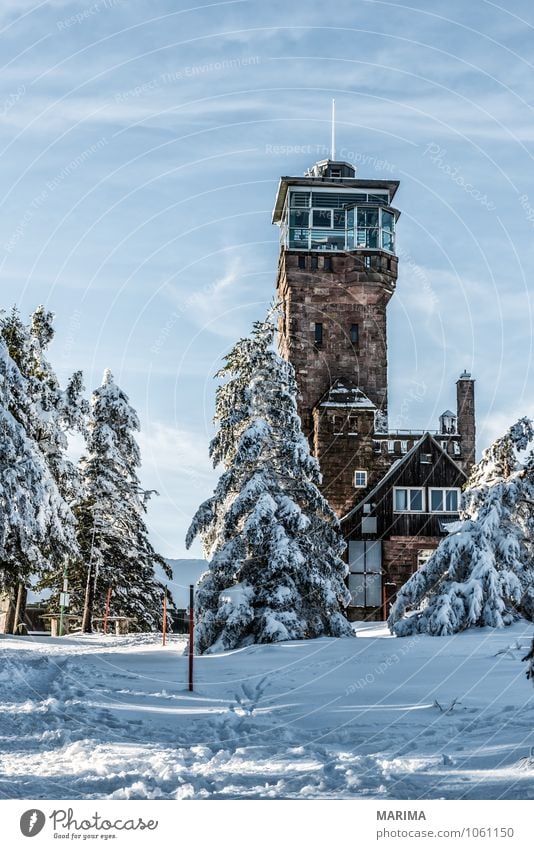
[420,453,432,464]
[354,470,368,488]
[429,488,461,513]
[394,487,425,512]
[348,541,382,607]
[453,442,461,456]
[400,440,408,454]
[387,440,395,453]
[440,440,448,451]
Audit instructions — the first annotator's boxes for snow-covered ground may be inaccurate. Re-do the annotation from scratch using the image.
[1,622,533,800]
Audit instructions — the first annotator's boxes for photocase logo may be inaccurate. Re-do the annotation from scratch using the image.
[20,809,46,837]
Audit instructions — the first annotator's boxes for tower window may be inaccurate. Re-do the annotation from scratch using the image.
[311,256,319,271]
[331,415,342,434]
[298,255,306,269]
[400,440,408,454]
[350,323,359,345]
[314,322,323,346]
[312,209,332,228]
[387,440,396,453]
[323,256,332,271]
[354,470,368,488]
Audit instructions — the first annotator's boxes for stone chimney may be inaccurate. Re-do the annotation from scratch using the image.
[456,371,476,473]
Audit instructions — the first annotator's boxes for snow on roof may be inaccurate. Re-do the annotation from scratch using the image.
[317,379,376,409]
[440,410,456,418]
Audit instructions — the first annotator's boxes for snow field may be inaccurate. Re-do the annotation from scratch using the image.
[0,622,533,800]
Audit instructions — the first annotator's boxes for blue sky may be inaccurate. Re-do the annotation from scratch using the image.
[2,0,534,557]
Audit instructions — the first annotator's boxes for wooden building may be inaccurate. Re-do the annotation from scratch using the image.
[272,156,476,620]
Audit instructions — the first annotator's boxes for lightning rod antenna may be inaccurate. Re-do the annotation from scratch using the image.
[331,98,336,160]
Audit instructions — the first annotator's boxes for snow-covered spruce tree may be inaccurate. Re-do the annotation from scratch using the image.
[1,305,88,503]
[388,418,534,637]
[186,317,352,653]
[0,336,77,598]
[75,370,171,632]
[1,306,88,618]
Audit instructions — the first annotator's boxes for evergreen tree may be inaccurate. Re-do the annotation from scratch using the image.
[1,306,88,616]
[76,370,170,632]
[1,305,88,501]
[186,317,352,654]
[389,418,534,637]
[0,336,76,596]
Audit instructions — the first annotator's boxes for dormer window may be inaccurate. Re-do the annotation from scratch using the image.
[439,410,457,435]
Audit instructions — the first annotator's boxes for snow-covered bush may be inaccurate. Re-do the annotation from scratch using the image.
[186,316,352,653]
[389,418,534,637]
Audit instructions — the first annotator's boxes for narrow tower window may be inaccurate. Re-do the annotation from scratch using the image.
[314,322,323,346]
[350,323,359,345]
[298,255,306,269]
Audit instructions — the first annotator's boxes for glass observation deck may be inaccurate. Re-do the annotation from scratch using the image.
[280,187,398,253]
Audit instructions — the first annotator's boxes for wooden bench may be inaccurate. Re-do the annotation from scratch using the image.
[92,616,138,635]
[40,614,81,636]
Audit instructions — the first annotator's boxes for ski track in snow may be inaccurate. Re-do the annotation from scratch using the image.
[1,624,534,800]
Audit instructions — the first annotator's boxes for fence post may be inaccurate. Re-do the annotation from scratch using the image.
[162,589,167,646]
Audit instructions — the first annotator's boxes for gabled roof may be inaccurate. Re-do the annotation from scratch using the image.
[341,432,467,523]
[315,378,376,410]
[440,409,456,418]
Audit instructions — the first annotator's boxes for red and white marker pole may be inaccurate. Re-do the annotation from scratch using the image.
[188,584,194,692]
[162,589,167,646]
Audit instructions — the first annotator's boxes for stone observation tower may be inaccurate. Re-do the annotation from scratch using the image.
[273,159,475,517]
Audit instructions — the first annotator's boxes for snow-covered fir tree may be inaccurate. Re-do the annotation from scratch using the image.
[0,336,77,597]
[186,317,352,653]
[75,370,170,632]
[389,418,534,637]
